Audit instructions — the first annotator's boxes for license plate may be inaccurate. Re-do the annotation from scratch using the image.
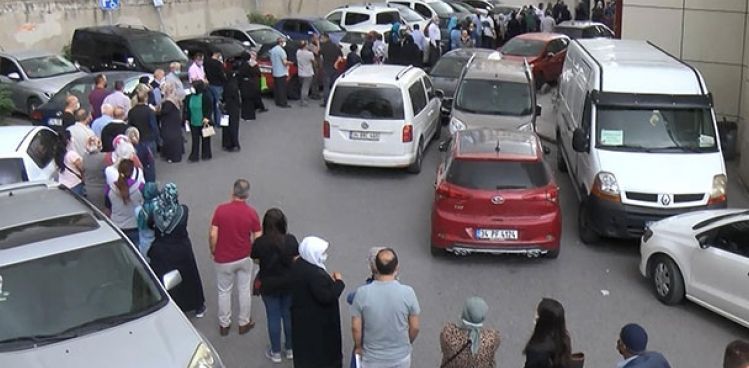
[475,229,518,241]
[48,118,62,126]
[350,131,380,141]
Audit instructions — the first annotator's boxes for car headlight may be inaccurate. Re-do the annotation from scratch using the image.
[708,174,727,204]
[449,117,466,135]
[592,171,621,202]
[188,342,221,368]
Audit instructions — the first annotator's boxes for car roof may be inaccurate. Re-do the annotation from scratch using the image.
[464,53,529,83]
[75,25,167,38]
[177,36,247,57]
[556,20,607,29]
[0,126,38,153]
[513,32,568,42]
[215,22,275,32]
[334,3,400,12]
[338,64,424,85]
[455,129,541,160]
[0,50,57,60]
[280,16,327,22]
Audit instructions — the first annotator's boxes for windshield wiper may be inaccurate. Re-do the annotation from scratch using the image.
[0,331,79,349]
[57,313,139,336]
[649,145,703,153]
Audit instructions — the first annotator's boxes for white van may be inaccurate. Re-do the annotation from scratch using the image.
[555,39,727,243]
[323,64,442,173]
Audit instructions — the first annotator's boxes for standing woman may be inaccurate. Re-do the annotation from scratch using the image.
[135,182,159,260]
[222,69,241,151]
[440,297,500,368]
[159,82,185,163]
[55,130,85,196]
[251,208,300,362]
[237,51,265,121]
[523,298,572,368]
[148,183,207,317]
[82,136,108,212]
[184,80,213,162]
[107,158,144,245]
[291,236,346,368]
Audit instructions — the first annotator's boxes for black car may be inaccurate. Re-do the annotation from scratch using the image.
[176,36,248,70]
[429,48,494,118]
[70,25,189,73]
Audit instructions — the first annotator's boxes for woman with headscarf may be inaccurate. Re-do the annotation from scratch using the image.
[449,17,461,51]
[440,297,500,368]
[106,158,144,244]
[147,183,207,317]
[135,182,159,260]
[237,51,266,120]
[82,136,108,212]
[104,136,144,189]
[400,34,422,67]
[523,298,573,368]
[184,80,213,162]
[159,82,185,163]
[290,236,346,368]
[222,68,241,152]
[360,33,376,65]
[125,127,155,183]
[387,23,402,65]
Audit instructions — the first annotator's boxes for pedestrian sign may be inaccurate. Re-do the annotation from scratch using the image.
[99,0,120,10]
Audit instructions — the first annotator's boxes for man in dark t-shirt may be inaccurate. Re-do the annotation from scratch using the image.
[88,74,111,119]
[100,107,129,152]
[319,33,343,106]
[127,91,158,153]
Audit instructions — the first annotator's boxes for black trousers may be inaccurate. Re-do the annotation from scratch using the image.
[222,105,240,149]
[189,125,212,160]
[273,77,288,107]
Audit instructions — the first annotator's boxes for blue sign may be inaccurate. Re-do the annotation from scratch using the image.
[99,0,120,10]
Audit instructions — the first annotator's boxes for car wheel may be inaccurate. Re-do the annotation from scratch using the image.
[650,256,685,305]
[27,97,42,115]
[407,140,424,174]
[545,248,560,259]
[578,201,600,245]
[556,133,567,173]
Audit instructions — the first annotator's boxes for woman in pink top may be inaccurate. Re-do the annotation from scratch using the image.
[55,130,85,196]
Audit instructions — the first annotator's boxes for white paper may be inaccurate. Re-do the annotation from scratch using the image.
[220,115,229,127]
[699,134,715,148]
[355,354,362,368]
[599,130,623,146]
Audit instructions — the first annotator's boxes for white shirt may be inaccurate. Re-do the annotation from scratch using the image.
[67,122,95,157]
[411,29,426,50]
[296,48,315,77]
[540,16,556,33]
[617,355,639,368]
[428,22,441,46]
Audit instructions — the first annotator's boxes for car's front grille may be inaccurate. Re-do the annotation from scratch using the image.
[625,192,705,203]
[674,193,705,203]
[626,192,657,202]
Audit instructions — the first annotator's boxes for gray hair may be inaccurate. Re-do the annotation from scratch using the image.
[233,179,250,199]
[101,103,114,116]
[125,127,140,144]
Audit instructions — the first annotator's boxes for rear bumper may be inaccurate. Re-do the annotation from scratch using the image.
[587,196,728,239]
[323,149,415,168]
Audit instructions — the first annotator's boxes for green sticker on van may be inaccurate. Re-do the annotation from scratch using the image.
[600,130,624,146]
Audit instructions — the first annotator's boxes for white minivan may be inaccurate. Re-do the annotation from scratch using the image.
[555,39,727,243]
[323,64,442,173]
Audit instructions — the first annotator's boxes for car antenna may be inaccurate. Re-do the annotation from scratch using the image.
[495,139,501,153]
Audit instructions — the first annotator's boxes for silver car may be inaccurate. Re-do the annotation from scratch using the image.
[0,51,88,115]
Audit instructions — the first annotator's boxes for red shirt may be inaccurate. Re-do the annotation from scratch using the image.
[211,200,261,263]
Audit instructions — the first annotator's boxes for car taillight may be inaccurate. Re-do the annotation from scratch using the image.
[402,124,413,143]
[323,120,330,138]
[436,183,470,199]
[546,186,559,204]
[30,110,43,122]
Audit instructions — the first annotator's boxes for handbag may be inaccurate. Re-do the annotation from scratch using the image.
[201,124,216,138]
[440,340,471,368]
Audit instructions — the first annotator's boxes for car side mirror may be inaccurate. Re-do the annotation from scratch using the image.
[162,269,183,290]
[434,89,445,100]
[7,72,21,81]
[535,104,542,116]
[572,128,589,153]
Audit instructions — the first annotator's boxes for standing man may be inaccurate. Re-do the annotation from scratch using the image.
[308,34,323,100]
[427,16,442,67]
[188,52,207,84]
[270,37,292,108]
[209,179,262,336]
[724,340,749,368]
[67,108,95,157]
[100,107,128,152]
[296,40,315,107]
[102,80,131,116]
[540,10,556,33]
[319,33,342,107]
[411,24,426,51]
[150,69,165,108]
[166,62,186,103]
[616,323,671,368]
[92,103,114,137]
[351,248,421,368]
[59,95,79,133]
[128,91,159,155]
[205,51,227,126]
[88,74,111,120]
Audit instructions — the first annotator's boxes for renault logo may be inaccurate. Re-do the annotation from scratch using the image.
[361,122,369,130]
[660,194,672,206]
[491,195,505,205]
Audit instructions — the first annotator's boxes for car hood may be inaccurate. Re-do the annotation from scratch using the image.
[597,150,725,197]
[651,208,748,231]
[1,304,203,368]
[431,76,459,98]
[452,108,533,130]
[21,72,89,96]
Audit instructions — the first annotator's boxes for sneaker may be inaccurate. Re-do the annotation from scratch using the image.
[265,349,282,363]
[285,349,293,360]
[194,305,207,318]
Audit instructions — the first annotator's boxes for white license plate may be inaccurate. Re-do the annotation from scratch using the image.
[475,229,518,241]
[350,131,380,141]
[48,118,62,126]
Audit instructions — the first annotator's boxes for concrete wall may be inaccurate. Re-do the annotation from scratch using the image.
[622,0,749,186]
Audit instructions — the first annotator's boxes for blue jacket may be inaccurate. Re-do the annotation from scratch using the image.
[623,352,671,368]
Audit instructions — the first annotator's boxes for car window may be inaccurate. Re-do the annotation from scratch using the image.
[555,27,582,39]
[501,38,546,57]
[300,21,315,34]
[19,55,78,79]
[49,79,93,108]
[341,32,368,44]
[408,81,428,116]
[209,29,228,38]
[414,3,432,18]
[282,20,298,33]
[0,57,21,77]
[345,12,370,26]
[327,11,343,25]
[129,35,187,65]
[26,129,58,169]
[582,26,599,38]
[598,25,614,38]
[376,11,401,25]
[0,158,28,185]
[422,76,435,99]
[394,5,425,22]
[330,85,404,119]
[711,220,749,258]
[547,39,566,54]
[313,19,344,33]
[430,56,468,78]
[447,159,550,190]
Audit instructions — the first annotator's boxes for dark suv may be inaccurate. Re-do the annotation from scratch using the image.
[70,25,188,73]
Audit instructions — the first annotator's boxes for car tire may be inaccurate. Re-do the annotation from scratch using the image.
[407,140,424,174]
[650,256,685,305]
[27,97,42,115]
[578,201,600,245]
[556,133,568,173]
[546,248,560,259]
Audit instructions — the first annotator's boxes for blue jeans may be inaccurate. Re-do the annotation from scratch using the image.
[208,85,223,127]
[262,293,292,353]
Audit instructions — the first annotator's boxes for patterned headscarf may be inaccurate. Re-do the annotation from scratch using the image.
[137,182,160,230]
[153,183,184,235]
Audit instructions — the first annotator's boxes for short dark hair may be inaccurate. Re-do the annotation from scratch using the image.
[114,80,124,91]
[350,44,358,51]
[233,179,250,199]
[193,52,204,60]
[375,248,398,275]
[94,74,106,86]
[725,340,749,368]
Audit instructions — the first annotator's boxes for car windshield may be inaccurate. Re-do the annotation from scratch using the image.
[395,6,425,22]
[0,240,166,351]
[596,107,718,153]
[0,158,27,185]
[209,40,246,58]
[330,85,404,119]
[447,159,549,190]
[456,79,532,116]
[430,56,468,78]
[248,28,285,45]
[19,55,78,79]
[313,20,344,33]
[501,38,546,57]
[447,2,473,13]
[129,35,188,65]
[341,32,368,44]
[49,79,95,109]
[429,1,455,17]
[554,27,583,39]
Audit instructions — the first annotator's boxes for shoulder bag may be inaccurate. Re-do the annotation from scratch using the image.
[440,340,471,368]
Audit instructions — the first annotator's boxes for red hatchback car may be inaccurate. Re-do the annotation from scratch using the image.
[431,129,561,258]
[500,33,570,89]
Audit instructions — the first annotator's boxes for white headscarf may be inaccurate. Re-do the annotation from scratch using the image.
[299,236,329,271]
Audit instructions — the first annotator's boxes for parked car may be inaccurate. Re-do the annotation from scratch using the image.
[209,23,289,50]
[323,64,442,173]
[339,31,369,57]
[255,41,302,100]
[374,2,430,32]
[554,20,615,39]
[274,17,346,44]
[176,36,247,70]
[443,0,478,14]
[0,181,225,367]
[429,48,493,118]
[0,126,58,184]
[449,52,537,134]
[387,0,459,53]
[70,25,188,73]
[462,0,494,11]
[30,71,147,127]
[431,129,561,257]
[326,4,403,31]
[640,209,749,328]
[0,51,88,114]
[500,33,570,89]
[556,39,726,243]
